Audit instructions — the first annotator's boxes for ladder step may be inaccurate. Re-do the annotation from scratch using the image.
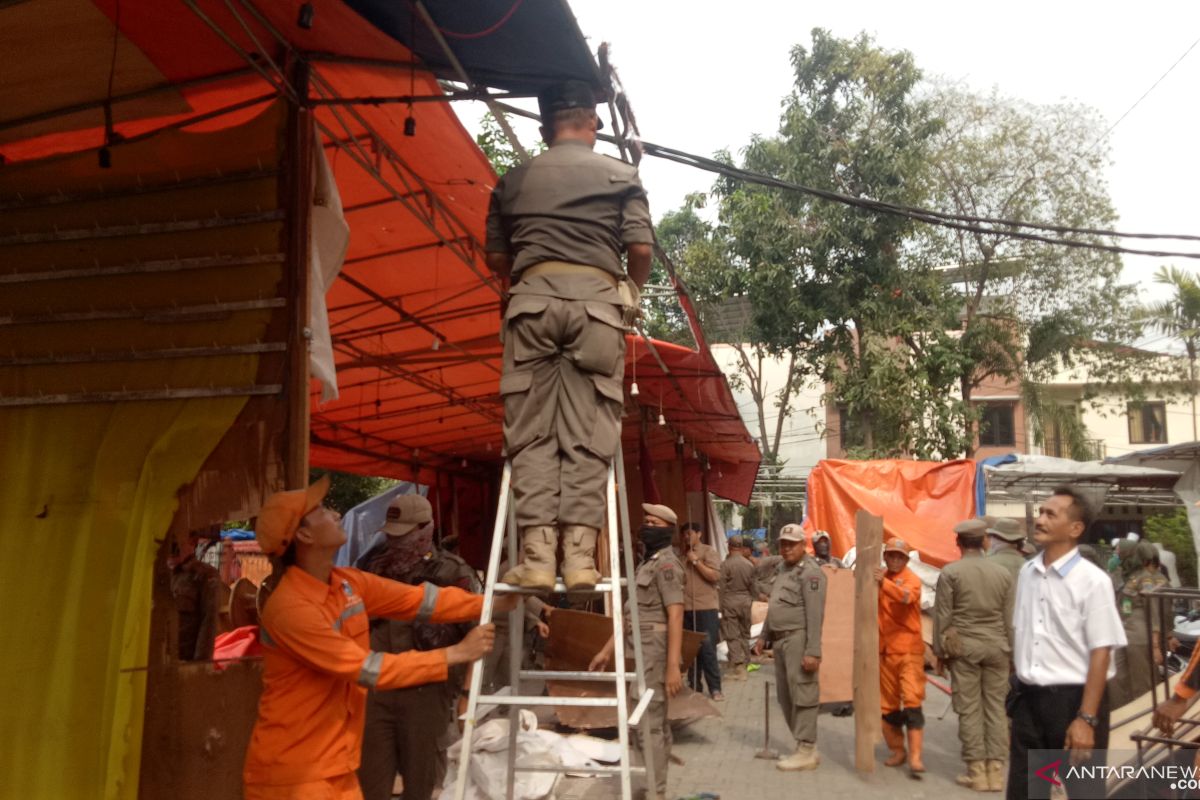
[493,577,626,595]
[474,694,621,708]
[519,669,633,682]
[515,764,647,775]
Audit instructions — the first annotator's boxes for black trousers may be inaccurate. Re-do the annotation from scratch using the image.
[1006,679,1110,800]
[684,609,722,694]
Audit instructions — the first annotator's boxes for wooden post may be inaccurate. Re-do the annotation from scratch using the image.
[853,510,883,773]
[283,59,313,490]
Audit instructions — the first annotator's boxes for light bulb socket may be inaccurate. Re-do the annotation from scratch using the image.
[630,381,639,397]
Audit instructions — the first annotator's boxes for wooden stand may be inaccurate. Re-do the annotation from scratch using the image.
[853,510,884,773]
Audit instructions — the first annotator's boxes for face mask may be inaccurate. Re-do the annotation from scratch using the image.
[639,525,675,556]
[988,540,1004,555]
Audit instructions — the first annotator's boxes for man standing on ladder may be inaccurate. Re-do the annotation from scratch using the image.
[485,80,654,592]
[590,503,685,800]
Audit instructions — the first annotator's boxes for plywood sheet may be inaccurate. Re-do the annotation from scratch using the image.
[818,565,855,704]
[543,608,712,729]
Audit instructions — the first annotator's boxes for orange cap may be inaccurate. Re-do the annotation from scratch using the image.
[255,474,331,556]
[883,537,910,555]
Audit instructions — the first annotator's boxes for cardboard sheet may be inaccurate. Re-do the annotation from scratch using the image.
[543,609,715,729]
[818,566,855,704]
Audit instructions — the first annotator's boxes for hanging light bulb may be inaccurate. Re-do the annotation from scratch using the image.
[677,434,685,445]
[657,412,666,426]
[431,337,440,351]
[630,381,640,397]
[461,458,468,468]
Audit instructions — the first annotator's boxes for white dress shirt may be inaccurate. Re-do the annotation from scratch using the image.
[1013,546,1126,686]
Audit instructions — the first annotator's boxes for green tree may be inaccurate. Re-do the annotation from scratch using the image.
[475,111,542,176]
[1145,507,1197,587]
[924,85,1150,458]
[1139,266,1200,440]
[700,29,968,459]
[309,469,399,515]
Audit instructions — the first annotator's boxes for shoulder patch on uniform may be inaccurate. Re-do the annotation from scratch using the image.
[810,577,820,592]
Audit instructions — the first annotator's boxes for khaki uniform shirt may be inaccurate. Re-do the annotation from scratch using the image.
[764,557,826,659]
[932,552,1014,659]
[1118,567,1169,645]
[720,552,757,606]
[485,140,653,279]
[680,542,721,611]
[988,547,1026,582]
[626,548,685,647]
[754,555,783,599]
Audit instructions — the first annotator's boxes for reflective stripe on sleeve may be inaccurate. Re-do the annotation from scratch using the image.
[332,601,365,632]
[358,651,384,688]
[416,582,440,622]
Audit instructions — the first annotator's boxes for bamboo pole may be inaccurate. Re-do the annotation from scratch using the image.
[854,510,884,773]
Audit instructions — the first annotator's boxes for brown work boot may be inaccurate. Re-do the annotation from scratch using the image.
[500,525,557,591]
[906,727,926,774]
[985,760,1005,792]
[881,722,906,767]
[776,741,819,771]
[956,761,988,791]
[560,524,601,590]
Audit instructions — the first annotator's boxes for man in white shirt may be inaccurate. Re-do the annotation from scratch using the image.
[1007,486,1126,800]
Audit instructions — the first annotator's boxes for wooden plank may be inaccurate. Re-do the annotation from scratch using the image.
[283,60,313,490]
[854,510,884,773]
[818,565,854,704]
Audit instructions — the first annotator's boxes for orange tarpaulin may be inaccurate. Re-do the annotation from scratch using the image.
[804,459,977,568]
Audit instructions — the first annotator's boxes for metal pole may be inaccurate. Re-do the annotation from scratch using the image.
[453,463,512,800]
[505,508,521,800]
[755,680,778,759]
[617,445,655,797]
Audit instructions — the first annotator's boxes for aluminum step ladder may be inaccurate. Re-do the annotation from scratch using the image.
[452,446,656,800]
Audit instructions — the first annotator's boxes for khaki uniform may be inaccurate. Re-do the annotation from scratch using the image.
[719,552,756,668]
[1111,567,1169,708]
[626,547,684,797]
[764,556,827,744]
[754,554,784,599]
[932,553,1014,763]
[987,546,1025,582]
[486,140,653,530]
[358,551,479,800]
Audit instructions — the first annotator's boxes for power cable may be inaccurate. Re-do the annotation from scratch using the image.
[1079,34,1200,159]
[640,142,1200,260]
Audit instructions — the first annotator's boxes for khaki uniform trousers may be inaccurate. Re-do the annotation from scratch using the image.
[357,683,452,800]
[773,632,820,743]
[501,282,626,530]
[948,647,1010,761]
[720,598,752,666]
[632,629,670,797]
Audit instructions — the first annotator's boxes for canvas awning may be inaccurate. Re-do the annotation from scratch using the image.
[984,454,1182,507]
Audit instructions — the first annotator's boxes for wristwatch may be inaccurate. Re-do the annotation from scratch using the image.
[1076,712,1099,728]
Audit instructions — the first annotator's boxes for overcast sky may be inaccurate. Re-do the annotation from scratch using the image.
[460,0,1200,305]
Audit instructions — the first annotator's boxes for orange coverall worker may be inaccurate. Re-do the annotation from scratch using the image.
[878,565,926,719]
[242,566,482,799]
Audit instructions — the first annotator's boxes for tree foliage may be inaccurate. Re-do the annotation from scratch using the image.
[1144,507,1197,587]
[660,30,1154,462]
[310,469,399,515]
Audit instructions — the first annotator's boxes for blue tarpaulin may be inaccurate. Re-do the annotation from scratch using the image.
[975,454,1018,515]
[333,482,426,568]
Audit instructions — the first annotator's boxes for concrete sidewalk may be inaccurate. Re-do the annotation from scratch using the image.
[557,661,986,800]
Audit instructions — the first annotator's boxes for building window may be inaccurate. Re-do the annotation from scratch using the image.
[837,405,865,450]
[1128,402,1167,444]
[978,402,1016,447]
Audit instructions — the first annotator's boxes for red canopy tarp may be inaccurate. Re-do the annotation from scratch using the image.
[804,459,977,568]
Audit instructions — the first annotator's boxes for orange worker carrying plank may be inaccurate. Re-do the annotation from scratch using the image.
[241,476,514,800]
[876,536,927,777]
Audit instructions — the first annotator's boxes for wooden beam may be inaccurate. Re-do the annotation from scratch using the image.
[283,59,313,490]
[854,510,884,773]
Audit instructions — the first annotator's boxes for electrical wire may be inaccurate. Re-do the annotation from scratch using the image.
[641,142,1200,260]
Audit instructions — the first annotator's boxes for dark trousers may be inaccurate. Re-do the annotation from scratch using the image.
[1006,680,1110,800]
[684,609,722,695]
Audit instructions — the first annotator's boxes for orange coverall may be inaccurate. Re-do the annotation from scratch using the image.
[243,566,482,799]
[878,565,926,714]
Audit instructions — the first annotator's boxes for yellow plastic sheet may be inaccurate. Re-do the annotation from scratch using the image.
[0,397,248,799]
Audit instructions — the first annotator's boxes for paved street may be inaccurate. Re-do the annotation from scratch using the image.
[557,661,984,800]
